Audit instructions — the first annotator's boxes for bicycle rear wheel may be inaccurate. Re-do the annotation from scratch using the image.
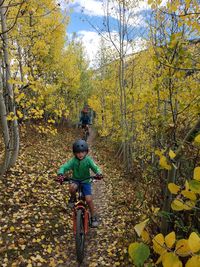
[75,209,85,263]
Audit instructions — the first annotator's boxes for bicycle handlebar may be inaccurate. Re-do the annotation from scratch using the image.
[57,175,103,185]
[63,176,101,183]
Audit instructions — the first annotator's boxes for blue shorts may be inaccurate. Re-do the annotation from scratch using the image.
[73,181,92,196]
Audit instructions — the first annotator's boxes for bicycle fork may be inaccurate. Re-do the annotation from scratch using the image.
[73,207,90,235]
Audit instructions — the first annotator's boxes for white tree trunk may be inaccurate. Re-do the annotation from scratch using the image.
[0,4,19,168]
[0,59,11,176]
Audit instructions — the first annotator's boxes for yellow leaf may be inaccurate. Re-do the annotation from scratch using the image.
[169,149,176,159]
[168,183,180,194]
[181,190,196,201]
[171,200,184,211]
[17,110,23,119]
[174,199,184,206]
[10,226,15,232]
[15,92,25,103]
[152,233,166,255]
[185,180,190,191]
[173,198,185,208]
[35,254,45,262]
[165,232,176,249]
[175,239,191,257]
[159,156,171,170]
[186,255,200,267]
[141,230,151,244]
[162,252,182,267]
[188,232,200,253]
[194,134,200,144]
[155,149,163,157]
[183,201,196,210]
[193,167,200,181]
[47,246,52,254]
[134,219,149,237]
[151,206,160,214]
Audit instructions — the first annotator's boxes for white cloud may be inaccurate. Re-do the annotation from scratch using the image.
[77,30,102,64]
[60,0,169,16]
[61,0,104,17]
[77,30,147,67]
[61,0,149,18]
[131,37,147,53]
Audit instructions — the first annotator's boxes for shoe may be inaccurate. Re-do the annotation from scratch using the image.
[91,216,99,227]
[68,197,75,208]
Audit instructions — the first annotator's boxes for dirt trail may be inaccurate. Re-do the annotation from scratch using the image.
[0,127,138,267]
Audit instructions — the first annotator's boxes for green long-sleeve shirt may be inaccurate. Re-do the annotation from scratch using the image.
[58,155,101,182]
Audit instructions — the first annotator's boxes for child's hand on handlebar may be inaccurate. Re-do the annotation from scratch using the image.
[95,173,103,180]
[57,174,65,184]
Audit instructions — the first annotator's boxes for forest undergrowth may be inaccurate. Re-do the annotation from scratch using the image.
[0,125,161,267]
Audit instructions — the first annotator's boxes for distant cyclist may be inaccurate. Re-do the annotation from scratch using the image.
[79,108,91,128]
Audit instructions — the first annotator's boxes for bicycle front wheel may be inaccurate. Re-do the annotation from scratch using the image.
[75,209,85,263]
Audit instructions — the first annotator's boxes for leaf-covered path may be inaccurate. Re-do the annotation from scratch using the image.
[0,126,141,267]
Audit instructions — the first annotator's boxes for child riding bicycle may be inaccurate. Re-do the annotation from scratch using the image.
[57,139,103,227]
[79,108,91,129]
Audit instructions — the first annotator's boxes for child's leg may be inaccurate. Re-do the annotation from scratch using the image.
[85,195,95,216]
[82,184,97,217]
[69,183,78,198]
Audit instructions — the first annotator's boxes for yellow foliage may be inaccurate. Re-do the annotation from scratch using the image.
[194,134,200,144]
[7,112,18,121]
[162,252,183,267]
[188,232,200,253]
[183,200,196,210]
[185,180,190,191]
[10,226,15,232]
[152,233,166,255]
[17,110,23,119]
[168,183,180,194]
[165,232,176,249]
[186,255,200,267]
[155,149,163,157]
[169,149,176,159]
[159,156,172,170]
[193,167,200,181]
[171,200,184,211]
[181,190,196,201]
[175,239,191,257]
[141,230,151,244]
[15,93,25,103]
[134,219,149,237]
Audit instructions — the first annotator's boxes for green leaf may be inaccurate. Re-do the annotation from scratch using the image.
[128,242,150,267]
[189,180,200,193]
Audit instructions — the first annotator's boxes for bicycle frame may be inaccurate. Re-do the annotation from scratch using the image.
[61,176,100,263]
[72,181,90,235]
[81,124,89,141]
[73,201,90,235]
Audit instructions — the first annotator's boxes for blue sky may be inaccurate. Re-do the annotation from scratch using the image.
[60,0,167,66]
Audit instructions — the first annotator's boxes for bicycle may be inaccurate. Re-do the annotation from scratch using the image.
[60,176,100,263]
[82,124,90,141]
